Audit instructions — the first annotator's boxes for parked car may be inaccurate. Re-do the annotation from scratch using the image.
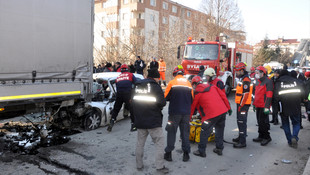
[83,72,144,130]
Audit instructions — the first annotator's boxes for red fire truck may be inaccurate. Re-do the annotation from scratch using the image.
[177,37,253,95]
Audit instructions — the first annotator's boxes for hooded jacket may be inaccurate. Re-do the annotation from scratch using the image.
[190,83,231,122]
[253,76,273,108]
[132,78,166,129]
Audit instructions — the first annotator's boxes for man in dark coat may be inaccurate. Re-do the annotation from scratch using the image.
[150,57,159,70]
[134,56,146,75]
[132,68,168,173]
[274,70,305,148]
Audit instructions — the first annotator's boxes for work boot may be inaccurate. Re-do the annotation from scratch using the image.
[130,123,137,132]
[183,152,190,162]
[213,148,223,156]
[233,143,246,148]
[291,137,298,148]
[157,166,169,174]
[163,81,166,86]
[164,152,172,161]
[232,136,240,143]
[159,81,162,86]
[270,120,274,123]
[193,150,206,158]
[253,137,263,142]
[273,120,279,125]
[107,119,115,132]
[261,138,272,146]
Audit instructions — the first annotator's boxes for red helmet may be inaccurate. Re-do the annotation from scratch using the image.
[120,64,129,71]
[305,71,310,78]
[256,66,267,74]
[191,76,203,85]
[250,67,255,71]
[173,65,184,75]
[234,62,247,71]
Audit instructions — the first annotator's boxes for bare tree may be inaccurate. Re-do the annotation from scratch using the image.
[199,0,244,40]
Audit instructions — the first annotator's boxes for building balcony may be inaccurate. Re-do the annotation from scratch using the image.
[131,18,145,28]
[130,2,144,12]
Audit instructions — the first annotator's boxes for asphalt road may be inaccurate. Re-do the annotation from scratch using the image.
[1,95,310,175]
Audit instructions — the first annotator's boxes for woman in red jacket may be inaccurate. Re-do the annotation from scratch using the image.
[190,76,232,157]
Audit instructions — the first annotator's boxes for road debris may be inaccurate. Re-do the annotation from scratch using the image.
[281,159,292,164]
[0,117,79,155]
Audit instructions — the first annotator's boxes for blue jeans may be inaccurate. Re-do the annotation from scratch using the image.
[280,114,300,144]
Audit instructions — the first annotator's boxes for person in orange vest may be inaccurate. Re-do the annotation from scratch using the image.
[164,65,193,162]
[232,62,253,148]
[158,57,167,86]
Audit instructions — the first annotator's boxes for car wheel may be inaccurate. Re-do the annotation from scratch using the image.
[84,109,102,131]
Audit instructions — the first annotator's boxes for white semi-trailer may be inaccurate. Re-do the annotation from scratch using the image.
[0,0,95,129]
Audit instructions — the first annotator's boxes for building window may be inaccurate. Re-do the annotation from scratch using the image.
[150,0,156,7]
[101,31,104,38]
[187,11,191,17]
[163,2,168,10]
[162,32,166,39]
[162,17,167,24]
[172,6,177,13]
[123,13,129,20]
[150,14,155,22]
[123,0,129,4]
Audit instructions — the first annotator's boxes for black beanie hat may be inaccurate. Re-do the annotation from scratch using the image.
[147,68,160,78]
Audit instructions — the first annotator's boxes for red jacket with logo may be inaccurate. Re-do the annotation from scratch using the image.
[253,76,273,108]
[116,72,136,93]
[190,83,231,122]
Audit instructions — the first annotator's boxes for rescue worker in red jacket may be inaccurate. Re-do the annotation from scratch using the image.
[232,62,253,148]
[190,76,232,157]
[253,66,273,146]
[107,64,137,132]
[204,68,225,94]
[164,65,193,162]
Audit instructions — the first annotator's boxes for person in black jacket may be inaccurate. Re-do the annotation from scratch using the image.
[274,70,305,148]
[150,57,159,70]
[270,69,280,125]
[132,68,169,174]
[134,56,146,75]
[197,65,205,78]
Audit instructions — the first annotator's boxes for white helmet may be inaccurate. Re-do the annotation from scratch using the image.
[204,68,216,77]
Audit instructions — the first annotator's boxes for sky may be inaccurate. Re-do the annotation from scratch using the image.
[172,0,310,44]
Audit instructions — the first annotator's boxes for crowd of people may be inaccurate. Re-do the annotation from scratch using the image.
[95,57,309,173]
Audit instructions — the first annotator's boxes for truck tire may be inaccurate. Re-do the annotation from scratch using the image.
[225,78,232,96]
[84,109,102,131]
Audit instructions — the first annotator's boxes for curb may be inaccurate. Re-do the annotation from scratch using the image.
[303,154,310,175]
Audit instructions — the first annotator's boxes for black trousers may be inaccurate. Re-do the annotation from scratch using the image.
[111,91,134,123]
[256,107,271,139]
[236,104,249,144]
[271,99,279,122]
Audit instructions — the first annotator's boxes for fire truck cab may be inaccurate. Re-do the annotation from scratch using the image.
[177,37,253,95]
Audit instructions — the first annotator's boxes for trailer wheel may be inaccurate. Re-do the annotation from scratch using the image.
[84,109,102,131]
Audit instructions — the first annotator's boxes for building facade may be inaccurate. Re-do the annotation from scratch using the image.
[253,38,300,56]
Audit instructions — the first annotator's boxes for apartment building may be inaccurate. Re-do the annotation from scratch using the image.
[253,38,300,55]
[94,0,215,62]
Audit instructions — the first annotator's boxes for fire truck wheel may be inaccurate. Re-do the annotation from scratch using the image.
[84,108,102,131]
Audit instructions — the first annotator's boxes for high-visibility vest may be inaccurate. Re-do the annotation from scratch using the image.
[158,61,166,72]
[235,77,253,105]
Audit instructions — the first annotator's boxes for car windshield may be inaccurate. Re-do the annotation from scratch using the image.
[184,44,218,60]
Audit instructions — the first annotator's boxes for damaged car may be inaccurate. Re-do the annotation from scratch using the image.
[83,72,144,130]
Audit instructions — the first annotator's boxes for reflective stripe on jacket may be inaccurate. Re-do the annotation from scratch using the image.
[235,76,253,105]
[165,74,193,115]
